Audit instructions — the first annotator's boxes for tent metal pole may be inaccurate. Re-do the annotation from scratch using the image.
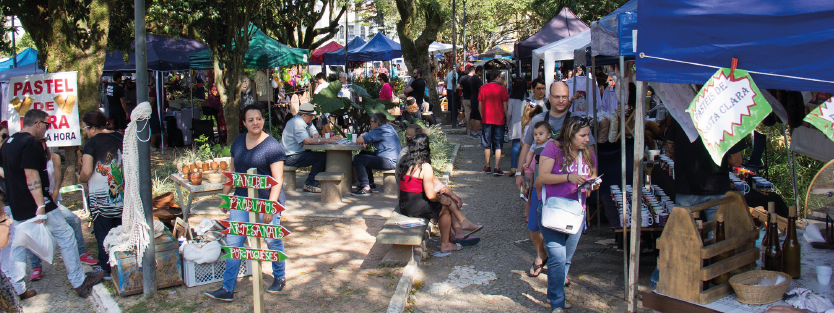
[268,69,272,135]
[160,72,166,154]
[619,55,627,300]
[627,81,646,312]
[592,56,599,228]
[190,70,194,141]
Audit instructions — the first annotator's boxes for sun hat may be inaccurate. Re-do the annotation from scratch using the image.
[299,103,316,114]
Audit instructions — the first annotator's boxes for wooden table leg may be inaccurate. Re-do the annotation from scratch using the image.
[326,150,354,195]
[175,183,184,208]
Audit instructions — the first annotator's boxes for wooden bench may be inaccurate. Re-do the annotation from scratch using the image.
[376,211,430,266]
[283,166,298,191]
[317,172,343,204]
[382,170,398,195]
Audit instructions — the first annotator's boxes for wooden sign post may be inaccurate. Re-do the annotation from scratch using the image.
[220,169,288,313]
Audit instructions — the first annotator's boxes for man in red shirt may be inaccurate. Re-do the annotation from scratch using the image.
[478,71,509,176]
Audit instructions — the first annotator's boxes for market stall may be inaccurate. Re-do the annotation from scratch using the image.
[322,37,366,66]
[0,47,37,71]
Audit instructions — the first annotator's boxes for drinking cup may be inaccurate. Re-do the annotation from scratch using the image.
[817,266,832,285]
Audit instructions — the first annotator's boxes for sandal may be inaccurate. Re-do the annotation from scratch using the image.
[527,257,547,277]
[463,225,483,238]
[564,278,571,287]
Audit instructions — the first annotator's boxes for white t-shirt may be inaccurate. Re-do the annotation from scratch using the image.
[314,81,329,94]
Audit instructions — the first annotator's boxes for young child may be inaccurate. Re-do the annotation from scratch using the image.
[521,121,552,200]
[518,101,543,215]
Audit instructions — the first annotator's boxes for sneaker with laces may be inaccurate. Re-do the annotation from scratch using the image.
[266,278,285,293]
[205,287,234,301]
[482,166,491,174]
[351,187,372,197]
[30,267,42,281]
[79,253,98,265]
[303,184,321,193]
[493,168,505,176]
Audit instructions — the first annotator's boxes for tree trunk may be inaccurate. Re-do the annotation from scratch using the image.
[395,0,445,119]
[14,0,113,186]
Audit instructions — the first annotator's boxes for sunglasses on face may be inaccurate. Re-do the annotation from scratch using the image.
[39,121,51,129]
[569,116,593,126]
[1,134,7,140]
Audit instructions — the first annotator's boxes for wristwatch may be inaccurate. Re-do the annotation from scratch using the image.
[515,171,522,176]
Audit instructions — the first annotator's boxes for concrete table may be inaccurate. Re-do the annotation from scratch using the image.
[304,142,364,195]
[170,174,225,226]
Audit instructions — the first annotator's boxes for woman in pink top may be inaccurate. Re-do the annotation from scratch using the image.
[535,116,599,311]
[378,73,393,101]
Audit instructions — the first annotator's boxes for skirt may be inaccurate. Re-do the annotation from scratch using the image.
[398,191,442,221]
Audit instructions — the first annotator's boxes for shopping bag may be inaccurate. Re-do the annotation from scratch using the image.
[13,216,55,264]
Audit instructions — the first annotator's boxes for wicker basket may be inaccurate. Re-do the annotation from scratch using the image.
[729,270,792,305]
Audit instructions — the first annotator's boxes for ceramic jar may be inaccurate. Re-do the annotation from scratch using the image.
[189,168,203,185]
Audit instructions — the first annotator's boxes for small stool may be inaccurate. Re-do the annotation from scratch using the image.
[382,170,398,195]
[283,166,298,191]
[317,172,343,204]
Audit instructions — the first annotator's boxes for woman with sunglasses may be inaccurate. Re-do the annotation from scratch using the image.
[535,116,599,312]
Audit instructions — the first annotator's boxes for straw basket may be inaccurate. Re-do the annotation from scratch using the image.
[729,270,792,305]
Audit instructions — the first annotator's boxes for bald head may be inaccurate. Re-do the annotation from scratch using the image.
[548,82,571,114]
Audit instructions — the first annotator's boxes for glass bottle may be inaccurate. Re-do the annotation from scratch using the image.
[763,213,782,272]
[712,213,730,284]
[697,220,710,290]
[782,206,801,278]
[761,202,774,269]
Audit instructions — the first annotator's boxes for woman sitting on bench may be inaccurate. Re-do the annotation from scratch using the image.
[397,133,482,253]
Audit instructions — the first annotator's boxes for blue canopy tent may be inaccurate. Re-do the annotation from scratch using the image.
[350,32,402,62]
[104,34,207,71]
[0,48,38,71]
[322,37,366,65]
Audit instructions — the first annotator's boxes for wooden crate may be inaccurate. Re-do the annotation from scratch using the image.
[112,230,184,296]
[656,192,759,304]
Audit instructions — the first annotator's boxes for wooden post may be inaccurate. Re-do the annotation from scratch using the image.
[627,81,646,312]
[247,168,265,313]
[591,56,599,228]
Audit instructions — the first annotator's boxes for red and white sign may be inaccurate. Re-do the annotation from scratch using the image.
[3,72,81,146]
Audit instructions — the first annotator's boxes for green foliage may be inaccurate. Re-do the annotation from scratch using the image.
[351,76,382,101]
[754,123,825,215]
[311,80,395,133]
[397,125,453,174]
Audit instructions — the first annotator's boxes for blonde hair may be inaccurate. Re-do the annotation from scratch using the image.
[521,104,543,131]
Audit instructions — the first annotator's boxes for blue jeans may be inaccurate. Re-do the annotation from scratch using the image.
[285,151,326,187]
[510,139,521,169]
[221,209,285,292]
[10,209,86,294]
[353,152,396,188]
[539,201,584,309]
[481,124,505,151]
[650,193,724,287]
[30,205,86,269]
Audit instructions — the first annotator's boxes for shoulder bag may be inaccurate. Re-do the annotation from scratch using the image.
[539,151,585,235]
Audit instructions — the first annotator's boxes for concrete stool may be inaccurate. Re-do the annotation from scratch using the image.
[317,172,343,204]
[382,170,398,195]
[283,166,298,191]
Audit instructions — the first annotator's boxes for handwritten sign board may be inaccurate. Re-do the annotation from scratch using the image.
[219,220,291,239]
[804,97,834,142]
[222,172,280,189]
[218,194,285,215]
[688,68,771,164]
[3,72,81,146]
[222,246,288,263]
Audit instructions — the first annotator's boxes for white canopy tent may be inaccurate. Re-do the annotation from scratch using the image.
[428,42,462,54]
[532,29,590,90]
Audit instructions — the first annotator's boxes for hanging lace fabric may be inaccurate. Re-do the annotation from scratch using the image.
[106,101,152,265]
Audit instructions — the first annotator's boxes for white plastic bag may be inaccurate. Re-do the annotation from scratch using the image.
[13,216,55,264]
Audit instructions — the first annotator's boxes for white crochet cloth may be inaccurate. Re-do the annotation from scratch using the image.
[105,101,153,265]
[103,220,166,266]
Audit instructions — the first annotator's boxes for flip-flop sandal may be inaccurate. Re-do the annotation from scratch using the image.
[527,257,547,277]
[452,237,480,246]
[440,243,463,253]
[463,225,483,239]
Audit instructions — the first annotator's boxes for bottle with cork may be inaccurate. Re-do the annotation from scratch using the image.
[763,212,782,272]
[760,202,775,269]
[711,213,730,284]
[782,206,800,278]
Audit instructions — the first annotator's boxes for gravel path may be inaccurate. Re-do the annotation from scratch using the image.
[410,133,654,312]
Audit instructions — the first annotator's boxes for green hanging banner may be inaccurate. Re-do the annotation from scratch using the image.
[688,67,772,165]
[803,97,834,142]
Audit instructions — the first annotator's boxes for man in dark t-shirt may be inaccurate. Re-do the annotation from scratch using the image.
[404,68,427,105]
[468,66,484,138]
[0,109,104,298]
[459,65,475,135]
[106,71,128,130]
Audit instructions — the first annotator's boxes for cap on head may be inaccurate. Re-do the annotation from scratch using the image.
[299,103,316,114]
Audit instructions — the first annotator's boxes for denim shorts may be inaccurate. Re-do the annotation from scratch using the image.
[481,124,505,151]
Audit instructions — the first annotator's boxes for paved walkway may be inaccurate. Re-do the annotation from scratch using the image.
[410,133,654,312]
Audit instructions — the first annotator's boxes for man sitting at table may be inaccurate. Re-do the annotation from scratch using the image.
[351,113,401,196]
[282,103,342,193]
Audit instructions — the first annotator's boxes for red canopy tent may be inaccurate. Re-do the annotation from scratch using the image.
[310,41,344,64]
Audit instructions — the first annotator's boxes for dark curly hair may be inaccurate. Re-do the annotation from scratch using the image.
[397,133,431,183]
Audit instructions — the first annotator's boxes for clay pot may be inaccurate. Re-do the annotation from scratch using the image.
[195,161,203,171]
[176,163,184,174]
[181,165,191,178]
[189,169,203,185]
[219,161,228,171]
[210,161,219,171]
[202,162,210,172]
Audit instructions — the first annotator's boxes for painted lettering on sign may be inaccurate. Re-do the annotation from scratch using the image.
[222,172,280,189]
[804,97,834,142]
[218,194,285,215]
[222,246,288,263]
[220,221,291,239]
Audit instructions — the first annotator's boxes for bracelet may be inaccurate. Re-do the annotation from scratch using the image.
[567,173,570,182]
[36,205,45,210]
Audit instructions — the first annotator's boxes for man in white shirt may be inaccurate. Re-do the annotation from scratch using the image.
[282,103,342,192]
[314,73,329,94]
